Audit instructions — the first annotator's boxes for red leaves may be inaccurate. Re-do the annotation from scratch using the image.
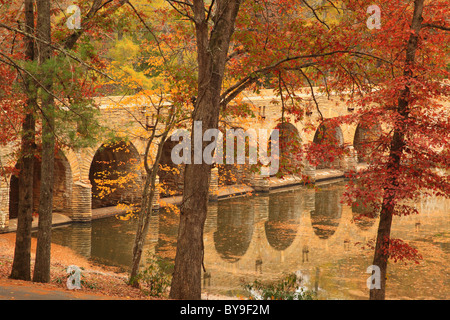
[386,238,423,265]
[0,64,25,146]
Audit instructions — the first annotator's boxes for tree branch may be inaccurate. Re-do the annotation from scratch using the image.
[298,68,324,121]
[421,23,450,31]
[0,22,115,81]
[62,0,127,50]
[301,0,330,30]
[220,50,392,107]
[166,0,196,22]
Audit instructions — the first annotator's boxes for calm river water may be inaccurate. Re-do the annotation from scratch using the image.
[49,180,449,299]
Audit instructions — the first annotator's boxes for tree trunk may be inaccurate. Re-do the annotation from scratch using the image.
[33,0,55,283]
[370,131,403,300]
[10,0,36,282]
[129,173,157,286]
[169,0,242,300]
[129,131,168,286]
[369,0,423,300]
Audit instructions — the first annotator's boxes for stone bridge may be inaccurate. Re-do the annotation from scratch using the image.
[0,89,380,231]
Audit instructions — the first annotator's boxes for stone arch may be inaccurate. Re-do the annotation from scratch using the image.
[353,120,382,163]
[218,127,250,186]
[88,140,143,209]
[62,148,83,183]
[158,134,185,197]
[274,122,303,175]
[313,121,344,169]
[8,149,73,219]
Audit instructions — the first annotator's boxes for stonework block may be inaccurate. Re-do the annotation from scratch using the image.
[71,181,92,222]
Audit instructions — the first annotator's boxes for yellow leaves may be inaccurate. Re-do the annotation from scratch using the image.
[117,214,132,221]
[159,163,180,175]
[106,36,165,91]
[159,201,180,216]
[145,55,165,70]
[109,37,140,64]
[114,65,155,91]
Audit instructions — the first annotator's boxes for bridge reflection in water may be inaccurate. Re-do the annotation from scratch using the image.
[49,180,449,300]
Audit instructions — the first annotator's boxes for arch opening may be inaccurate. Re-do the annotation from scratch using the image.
[88,141,142,209]
[158,135,185,197]
[353,121,382,163]
[273,122,302,176]
[313,122,344,169]
[9,150,73,219]
[217,127,251,186]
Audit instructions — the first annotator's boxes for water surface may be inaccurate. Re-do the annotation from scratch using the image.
[50,181,450,299]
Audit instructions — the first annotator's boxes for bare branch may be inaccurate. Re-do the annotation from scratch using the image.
[205,0,215,22]
[421,23,450,31]
[62,0,126,50]
[301,0,330,30]
[298,68,323,121]
[0,22,115,82]
[220,50,392,107]
[166,0,196,22]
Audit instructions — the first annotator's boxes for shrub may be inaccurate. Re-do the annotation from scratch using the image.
[244,272,316,300]
[134,254,171,297]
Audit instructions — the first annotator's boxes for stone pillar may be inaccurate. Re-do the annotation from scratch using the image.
[69,223,92,258]
[254,195,269,274]
[148,211,159,243]
[301,187,315,263]
[344,146,358,176]
[251,173,270,193]
[0,177,10,231]
[302,152,316,184]
[204,201,218,234]
[237,164,248,184]
[255,194,269,222]
[303,187,316,214]
[152,175,160,210]
[209,167,219,201]
[71,181,92,222]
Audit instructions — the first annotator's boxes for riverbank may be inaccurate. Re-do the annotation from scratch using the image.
[0,233,244,300]
[1,169,352,234]
[0,231,240,300]
[0,232,156,299]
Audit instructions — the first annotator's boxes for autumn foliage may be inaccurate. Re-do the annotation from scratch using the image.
[0,0,448,300]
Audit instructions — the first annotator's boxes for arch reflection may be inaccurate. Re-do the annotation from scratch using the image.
[311,185,342,239]
[214,200,254,262]
[265,192,301,251]
[351,198,378,230]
